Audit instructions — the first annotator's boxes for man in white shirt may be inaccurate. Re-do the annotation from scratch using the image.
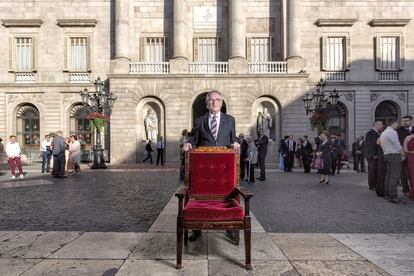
[5,135,24,179]
[40,134,52,173]
[156,136,165,166]
[380,119,405,204]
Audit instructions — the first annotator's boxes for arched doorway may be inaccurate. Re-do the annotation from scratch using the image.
[375,100,399,125]
[16,103,40,161]
[327,102,347,144]
[70,104,93,162]
[192,92,227,126]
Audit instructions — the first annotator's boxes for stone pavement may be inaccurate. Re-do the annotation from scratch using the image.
[1,164,414,275]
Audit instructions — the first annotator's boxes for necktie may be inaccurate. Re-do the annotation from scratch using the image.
[211,115,218,140]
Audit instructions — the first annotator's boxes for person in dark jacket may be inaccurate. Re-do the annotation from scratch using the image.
[256,129,269,181]
[142,140,153,164]
[330,134,346,175]
[365,120,384,190]
[238,133,248,181]
[397,115,414,196]
[316,131,331,184]
[355,136,366,172]
[301,135,313,173]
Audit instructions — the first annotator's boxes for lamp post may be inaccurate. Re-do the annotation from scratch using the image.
[80,76,117,169]
[302,78,341,115]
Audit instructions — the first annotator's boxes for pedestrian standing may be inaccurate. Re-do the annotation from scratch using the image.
[5,135,24,179]
[316,131,331,184]
[156,136,165,165]
[238,133,248,181]
[380,119,406,204]
[246,136,258,183]
[301,136,313,173]
[355,136,366,173]
[256,129,268,181]
[40,135,52,173]
[365,121,383,190]
[397,115,414,197]
[69,135,81,173]
[0,137,5,164]
[143,140,153,164]
[51,131,67,178]
[179,129,188,181]
[285,135,296,172]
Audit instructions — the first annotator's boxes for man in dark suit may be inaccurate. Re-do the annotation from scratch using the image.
[330,134,346,175]
[365,120,383,190]
[285,135,296,172]
[280,136,289,172]
[301,135,313,173]
[184,91,240,242]
[238,133,248,181]
[397,115,414,197]
[355,136,366,172]
[51,131,67,178]
[256,129,268,181]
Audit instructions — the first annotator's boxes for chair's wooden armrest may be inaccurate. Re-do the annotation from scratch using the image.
[175,186,188,199]
[234,186,253,199]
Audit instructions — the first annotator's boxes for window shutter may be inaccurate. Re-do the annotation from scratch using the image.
[246,37,251,61]
[217,37,222,61]
[63,37,69,72]
[32,37,37,72]
[398,36,406,70]
[164,37,170,61]
[86,36,92,72]
[345,36,351,70]
[321,36,327,71]
[8,37,14,72]
[375,36,382,71]
[193,37,199,61]
[140,37,146,62]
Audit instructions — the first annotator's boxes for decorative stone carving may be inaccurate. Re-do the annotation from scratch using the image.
[63,94,76,104]
[398,92,407,103]
[8,95,18,104]
[144,106,159,141]
[344,93,353,102]
[193,6,222,29]
[7,94,44,104]
[370,92,381,102]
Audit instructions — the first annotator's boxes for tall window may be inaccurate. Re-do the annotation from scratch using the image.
[70,104,92,146]
[16,104,40,147]
[69,37,88,71]
[378,37,398,70]
[250,37,271,62]
[327,37,345,71]
[327,103,347,144]
[145,37,168,62]
[196,37,219,62]
[15,37,33,71]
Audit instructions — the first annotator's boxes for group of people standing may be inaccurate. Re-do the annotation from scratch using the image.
[142,136,165,165]
[366,116,414,204]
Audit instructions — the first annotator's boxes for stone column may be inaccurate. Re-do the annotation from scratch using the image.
[111,0,130,73]
[170,0,188,73]
[286,0,306,73]
[228,0,247,74]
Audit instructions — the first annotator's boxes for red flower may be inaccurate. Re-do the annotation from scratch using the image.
[310,111,330,122]
[87,112,109,120]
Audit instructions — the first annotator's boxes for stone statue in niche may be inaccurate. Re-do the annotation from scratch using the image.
[257,107,272,138]
[144,107,158,141]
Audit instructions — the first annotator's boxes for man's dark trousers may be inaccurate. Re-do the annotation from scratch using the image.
[42,151,52,172]
[258,153,266,178]
[54,152,66,177]
[302,155,311,173]
[286,151,294,171]
[156,149,164,165]
[367,157,377,189]
[384,154,401,199]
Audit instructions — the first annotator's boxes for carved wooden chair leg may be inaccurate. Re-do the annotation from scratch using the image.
[244,229,252,270]
[176,228,183,269]
[184,229,189,246]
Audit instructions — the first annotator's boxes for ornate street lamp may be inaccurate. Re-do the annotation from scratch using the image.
[80,76,117,169]
[302,78,341,115]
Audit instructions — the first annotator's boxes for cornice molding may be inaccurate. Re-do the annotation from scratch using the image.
[1,19,43,27]
[369,19,411,27]
[316,19,357,27]
[57,19,97,27]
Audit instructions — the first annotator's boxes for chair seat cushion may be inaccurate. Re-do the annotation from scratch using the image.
[183,199,245,221]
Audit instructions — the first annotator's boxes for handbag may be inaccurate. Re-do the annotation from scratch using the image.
[313,156,324,170]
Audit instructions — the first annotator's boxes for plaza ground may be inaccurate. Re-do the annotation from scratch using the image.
[0,163,413,275]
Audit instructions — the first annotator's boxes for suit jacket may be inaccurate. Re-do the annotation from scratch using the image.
[365,129,380,159]
[257,135,269,156]
[301,141,313,157]
[397,126,414,146]
[355,140,366,156]
[191,113,236,148]
[286,140,296,153]
[52,135,65,155]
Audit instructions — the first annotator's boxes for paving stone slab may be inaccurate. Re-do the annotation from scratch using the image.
[388,234,414,247]
[21,259,123,276]
[270,233,364,261]
[0,231,81,258]
[49,232,141,259]
[292,260,390,276]
[117,259,208,276]
[208,232,286,261]
[208,260,299,276]
[0,259,42,276]
[130,232,207,260]
[148,214,176,233]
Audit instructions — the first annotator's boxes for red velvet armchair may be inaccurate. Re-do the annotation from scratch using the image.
[175,147,253,270]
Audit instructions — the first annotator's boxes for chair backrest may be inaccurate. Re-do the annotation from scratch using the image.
[186,147,239,197]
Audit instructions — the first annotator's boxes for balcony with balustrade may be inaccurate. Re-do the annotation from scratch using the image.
[15,72,36,83]
[323,71,346,82]
[69,72,90,83]
[130,62,170,74]
[248,62,287,74]
[188,62,228,74]
[378,71,399,82]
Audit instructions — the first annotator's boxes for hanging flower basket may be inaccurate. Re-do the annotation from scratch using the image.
[309,111,330,133]
[87,112,109,131]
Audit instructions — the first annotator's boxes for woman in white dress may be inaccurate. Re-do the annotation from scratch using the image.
[69,135,81,173]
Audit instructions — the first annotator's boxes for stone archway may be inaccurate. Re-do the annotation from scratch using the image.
[136,97,165,163]
[192,92,227,127]
[15,103,40,162]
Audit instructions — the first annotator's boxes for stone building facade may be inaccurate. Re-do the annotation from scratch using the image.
[0,0,413,164]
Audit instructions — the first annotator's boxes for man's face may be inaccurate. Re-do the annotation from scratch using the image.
[391,122,399,130]
[401,118,412,127]
[259,130,264,137]
[45,136,50,141]
[374,121,384,131]
[289,135,293,140]
[207,92,223,114]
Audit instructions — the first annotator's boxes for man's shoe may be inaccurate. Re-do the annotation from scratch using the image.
[189,230,201,242]
[11,175,15,179]
[258,177,265,181]
[20,174,24,179]
[225,230,237,242]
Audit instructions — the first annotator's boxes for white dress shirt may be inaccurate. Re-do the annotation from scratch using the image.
[41,140,51,152]
[380,127,402,154]
[208,112,221,136]
[5,142,21,157]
